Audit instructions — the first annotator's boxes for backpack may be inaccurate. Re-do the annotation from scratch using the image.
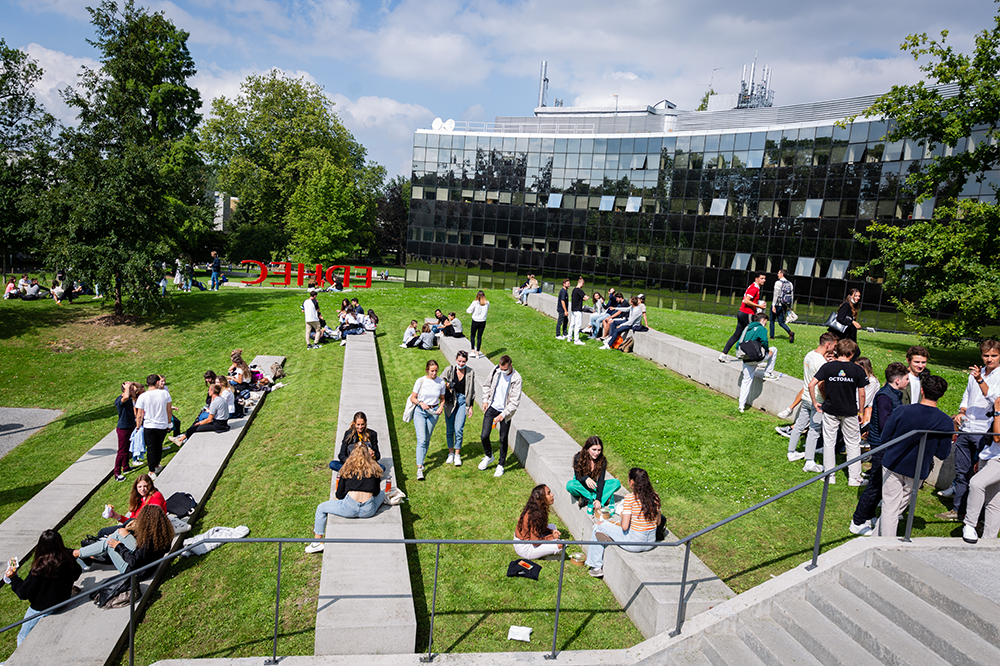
[778,279,794,306]
[620,336,634,353]
[270,362,286,380]
[164,492,198,518]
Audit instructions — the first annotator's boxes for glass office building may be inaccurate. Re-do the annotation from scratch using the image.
[405,89,995,331]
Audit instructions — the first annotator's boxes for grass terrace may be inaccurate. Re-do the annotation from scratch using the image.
[0,280,977,663]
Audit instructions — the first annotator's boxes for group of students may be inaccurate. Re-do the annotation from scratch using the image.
[554,277,649,349]
[401,291,491,358]
[514,436,661,578]
[3,474,175,646]
[4,275,93,302]
[303,291,377,349]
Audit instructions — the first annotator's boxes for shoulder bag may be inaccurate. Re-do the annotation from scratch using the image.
[402,378,423,423]
[825,311,848,333]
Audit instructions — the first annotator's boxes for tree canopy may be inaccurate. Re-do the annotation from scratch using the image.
[855,1,1000,345]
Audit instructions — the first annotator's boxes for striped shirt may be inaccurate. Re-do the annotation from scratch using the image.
[622,493,658,532]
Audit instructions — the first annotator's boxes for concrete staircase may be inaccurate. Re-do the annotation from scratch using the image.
[641,540,1000,666]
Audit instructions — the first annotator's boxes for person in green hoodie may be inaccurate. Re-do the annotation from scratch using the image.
[738,313,778,413]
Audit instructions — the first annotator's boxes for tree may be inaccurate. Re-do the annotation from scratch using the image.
[853,2,1000,345]
[33,0,210,317]
[0,40,57,274]
[696,87,715,112]
[285,161,367,264]
[201,71,369,260]
[375,175,411,265]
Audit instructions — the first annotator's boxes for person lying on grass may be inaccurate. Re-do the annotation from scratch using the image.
[306,440,387,554]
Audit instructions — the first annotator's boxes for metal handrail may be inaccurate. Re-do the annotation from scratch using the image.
[2,428,955,663]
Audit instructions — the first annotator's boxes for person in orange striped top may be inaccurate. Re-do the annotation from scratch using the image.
[585,467,660,578]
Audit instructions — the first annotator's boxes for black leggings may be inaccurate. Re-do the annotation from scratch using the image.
[469,320,486,351]
[722,311,751,355]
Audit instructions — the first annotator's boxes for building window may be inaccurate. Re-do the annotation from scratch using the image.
[731,253,751,271]
[827,260,850,280]
[913,197,935,219]
[630,155,647,169]
[709,198,728,216]
[599,195,615,211]
[547,193,563,208]
[802,199,823,218]
[795,257,815,277]
[625,196,642,212]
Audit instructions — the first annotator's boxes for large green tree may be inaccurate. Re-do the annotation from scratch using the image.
[855,1,1000,345]
[32,0,211,316]
[375,175,411,265]
[0,39,57,274]
[285,161,367,264]
[201,71,376,261]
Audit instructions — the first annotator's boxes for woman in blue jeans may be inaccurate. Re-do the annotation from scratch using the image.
[442,351,476,467]
[4,530,81,646]
[585,467,661,578]
[306,444,387,553]
[410,359,446,480]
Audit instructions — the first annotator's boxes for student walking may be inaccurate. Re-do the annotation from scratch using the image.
[809,339,867,485]
[466,290,490,359]
[409,360,446,481]
[555,279,570,340]
[478,355,522,477]
[771,269,794,343]
[720,272,766,361]
[304,290,322,349]
[442,351,476,467]
[569,277,589,345]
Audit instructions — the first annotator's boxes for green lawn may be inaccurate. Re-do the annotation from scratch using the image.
[0,282,979,663]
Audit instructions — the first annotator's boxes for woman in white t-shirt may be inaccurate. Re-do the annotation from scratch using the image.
[409,359,446,481]
[466,290,490,358]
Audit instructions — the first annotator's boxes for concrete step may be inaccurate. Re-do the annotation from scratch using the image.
[805,580,951,666]
[870,549,1000,647]
[736,615,823,666]
[838,565,1000,666]
[771,595,884,666]
[700,633,768,666]
[662,640,715,666]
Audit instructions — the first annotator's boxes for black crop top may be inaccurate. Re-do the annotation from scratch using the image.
[335,474,382,499]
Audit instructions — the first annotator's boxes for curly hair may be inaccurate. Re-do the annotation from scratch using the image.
[628,468,661,523]
[128,474,158,516]
[572,435,607,481]
[516,485,552,541]
[339,436,383,480]
[130,505,174,553]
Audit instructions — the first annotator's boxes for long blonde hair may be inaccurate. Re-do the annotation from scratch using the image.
[340,437,382,480]
[476,290,487,306]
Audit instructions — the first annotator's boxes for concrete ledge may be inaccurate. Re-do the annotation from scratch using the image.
[314,333,416,655]
[438,335,734,639]
[5,355,283,666]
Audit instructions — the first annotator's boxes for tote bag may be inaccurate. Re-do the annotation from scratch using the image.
[402,378,423,423]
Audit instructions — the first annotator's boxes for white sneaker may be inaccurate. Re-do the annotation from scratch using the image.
[493,465,505,477]
[718,353,728,362]
[962,525,978,544]
[148,471,157,480]
[849,520,874,536]
[848,478,869,487]
[446,453,455,465]
[454,453,462,466]
[305,542,324,554]
[599,343,611,350]
[478,455,495,470]
[340,340,348,346]
[938,484,956,497]
[803,461,824,474]
[787,451,805,461]
[777,407,793,419]
[399,343,407,348]
[574,340,585,345]
[416,466,425,480]
[763,372,781,381]
[556,335,566,340]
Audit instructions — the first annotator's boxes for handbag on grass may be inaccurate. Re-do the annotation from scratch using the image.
[785,310,799,324]
[825,311,848,333]
[506,559,541,580]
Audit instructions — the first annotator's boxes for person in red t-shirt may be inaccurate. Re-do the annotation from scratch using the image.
[720,272,766,361]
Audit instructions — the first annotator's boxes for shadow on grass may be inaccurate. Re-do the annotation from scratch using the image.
[719,534,853,587]
[58,404,117,428]
[435,607,626,653]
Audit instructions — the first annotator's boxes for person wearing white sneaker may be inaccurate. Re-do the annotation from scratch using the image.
[442,351,476,469]
[736,313,776,412]
[410,360,446,481]
[585,468,659,575]
[810,338,867,484]
[569,276,589,344]
[721,272,766,360]
[555,278,570,340]
[479,355,522,476]
[962,395,1000,542]
[308,444,386,553]
[877,375,954,537]
[466,290,490,358]
[791,334,838,469]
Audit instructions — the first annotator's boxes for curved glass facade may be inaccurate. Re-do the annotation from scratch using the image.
[406,103,998,332]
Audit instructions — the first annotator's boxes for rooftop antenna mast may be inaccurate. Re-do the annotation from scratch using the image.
[737,53,774,109]
[538,61,549,108]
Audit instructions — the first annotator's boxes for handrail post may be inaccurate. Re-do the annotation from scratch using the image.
[545,545,568,659]
[264,542,283,665]
[421,543,442,663]
[670,541,691,637]
[806,474,831,570]
[129,571,136,666]
[903,433,928,542]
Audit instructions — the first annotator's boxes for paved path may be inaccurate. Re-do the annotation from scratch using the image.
[0,406,63,461]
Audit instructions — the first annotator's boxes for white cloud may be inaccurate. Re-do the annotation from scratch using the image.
[328,92,434,175]
[461,103,486,121]
[14,0,90,21]
[24,43,100,126]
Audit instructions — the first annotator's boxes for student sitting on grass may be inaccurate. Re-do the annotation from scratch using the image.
[566,436,621,514]
[514,485,564,560]
[400,320,419,348]
[74,505,174,576]
[585,468,660,578]
[167,384,230,447]
[306,442,387,553]
[4,529,81,646]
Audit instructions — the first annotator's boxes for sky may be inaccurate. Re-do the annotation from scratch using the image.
[2,0,997,178]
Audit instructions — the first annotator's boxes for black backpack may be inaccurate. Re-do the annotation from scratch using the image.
[164,492,198,518]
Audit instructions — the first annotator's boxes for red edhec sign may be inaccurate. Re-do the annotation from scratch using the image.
[240,262,374,288]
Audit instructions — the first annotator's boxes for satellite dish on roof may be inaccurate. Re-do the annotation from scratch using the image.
[443,118,455,132]
[431,117,443,130]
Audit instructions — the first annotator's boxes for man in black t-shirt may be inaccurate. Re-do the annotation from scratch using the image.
[569,276,589,345]
[809,338,867,485]
[556,279,570,340]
